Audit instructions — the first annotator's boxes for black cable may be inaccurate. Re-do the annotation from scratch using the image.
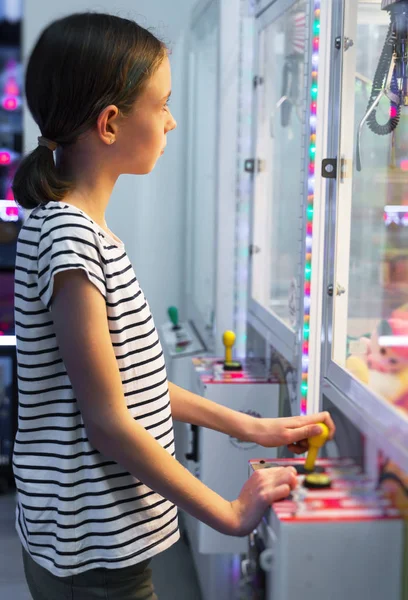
[366,21,401,136]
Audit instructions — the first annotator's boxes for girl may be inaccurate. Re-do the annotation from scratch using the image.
[12,12,335,600]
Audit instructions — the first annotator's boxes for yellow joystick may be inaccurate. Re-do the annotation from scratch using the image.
[223,330,236,364]
[222,331,242,371]
[305,422,329,472]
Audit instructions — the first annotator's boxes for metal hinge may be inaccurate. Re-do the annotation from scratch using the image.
[244,159,265,173]
[253,75,264,88]
[249,244,261,256]
[322,158,337,179]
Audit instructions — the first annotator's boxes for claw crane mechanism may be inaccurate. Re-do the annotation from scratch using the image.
[357,0,408,170]
[277,8,306,128]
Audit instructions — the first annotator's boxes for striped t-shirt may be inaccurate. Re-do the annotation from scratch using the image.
[12,200,179,577]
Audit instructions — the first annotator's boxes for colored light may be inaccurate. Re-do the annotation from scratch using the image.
[5,206,18,217]
[301,0,320,415]
[390,105,398,118]
[5,78,19,96]
[0,152,11,165]
[3,97,18,111]
[400,160,408,171]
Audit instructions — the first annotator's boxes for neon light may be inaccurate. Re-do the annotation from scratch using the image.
[3,96,18,111]
[301,1,320,415]
[5,78,19,96]
[0,151,11,165]
[0,336,16,347]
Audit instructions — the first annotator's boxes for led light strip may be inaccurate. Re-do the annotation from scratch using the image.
[300,0,320,415]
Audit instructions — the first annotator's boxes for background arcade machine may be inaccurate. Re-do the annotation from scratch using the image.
[0,1,23,493]
[159,306,207,467]
[160,0,256,503]
[184,331,281,600]
[243,425,404,600]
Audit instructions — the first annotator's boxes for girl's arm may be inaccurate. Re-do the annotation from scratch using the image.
[168,381,251,439]
[50,270,297,537]
[168,382,336,451]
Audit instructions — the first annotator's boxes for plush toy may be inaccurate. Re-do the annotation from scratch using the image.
[346,314,408,410]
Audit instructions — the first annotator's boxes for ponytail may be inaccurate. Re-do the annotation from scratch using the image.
[12,144,72,210]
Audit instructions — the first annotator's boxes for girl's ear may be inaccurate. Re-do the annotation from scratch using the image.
[96,105,120,146]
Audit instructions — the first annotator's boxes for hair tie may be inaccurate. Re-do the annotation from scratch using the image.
[38,136,58,152]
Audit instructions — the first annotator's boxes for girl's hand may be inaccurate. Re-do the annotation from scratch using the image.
[246,412,336,454]
[230,466,297,536]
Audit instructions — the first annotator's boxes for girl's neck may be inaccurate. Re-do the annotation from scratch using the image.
[56,144,118,229]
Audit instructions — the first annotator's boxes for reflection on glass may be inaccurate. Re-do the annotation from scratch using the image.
[190,3,218,328]
[335,1,408,418]
[252,0,307,328]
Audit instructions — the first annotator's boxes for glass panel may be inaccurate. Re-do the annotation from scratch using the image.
[251,0,307,328]
[333,1,408,419]
[190,2,218,329]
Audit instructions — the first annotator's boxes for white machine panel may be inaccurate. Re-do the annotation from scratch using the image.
[247,458,403,600]
[185,357,281,555]
[159,320,207,467]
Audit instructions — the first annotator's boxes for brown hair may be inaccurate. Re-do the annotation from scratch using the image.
[13,12,167,209]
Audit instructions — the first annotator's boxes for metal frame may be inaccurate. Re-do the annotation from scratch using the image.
[298,0,334,415]
[248,0,313,366]
[321,0,408,474]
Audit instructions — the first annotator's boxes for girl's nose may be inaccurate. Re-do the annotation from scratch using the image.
[167,112,177,132]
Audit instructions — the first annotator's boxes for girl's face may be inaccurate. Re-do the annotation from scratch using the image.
[116,55,177,174]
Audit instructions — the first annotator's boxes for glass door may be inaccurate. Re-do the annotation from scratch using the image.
[187,0,219,347]
[249,0,309,358]
[324,0,408,468]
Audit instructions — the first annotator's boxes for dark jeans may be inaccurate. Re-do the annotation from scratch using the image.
[22,547,158,600]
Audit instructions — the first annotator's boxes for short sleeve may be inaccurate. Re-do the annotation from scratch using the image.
[37,211,107,309]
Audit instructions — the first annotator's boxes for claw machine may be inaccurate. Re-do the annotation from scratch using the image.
[320,0,408,597]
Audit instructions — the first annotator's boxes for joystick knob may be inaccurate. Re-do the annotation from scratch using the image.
[305,422,329,472]
[222,331,242,371]
[223,331,235,364]
[168,306,181,331]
